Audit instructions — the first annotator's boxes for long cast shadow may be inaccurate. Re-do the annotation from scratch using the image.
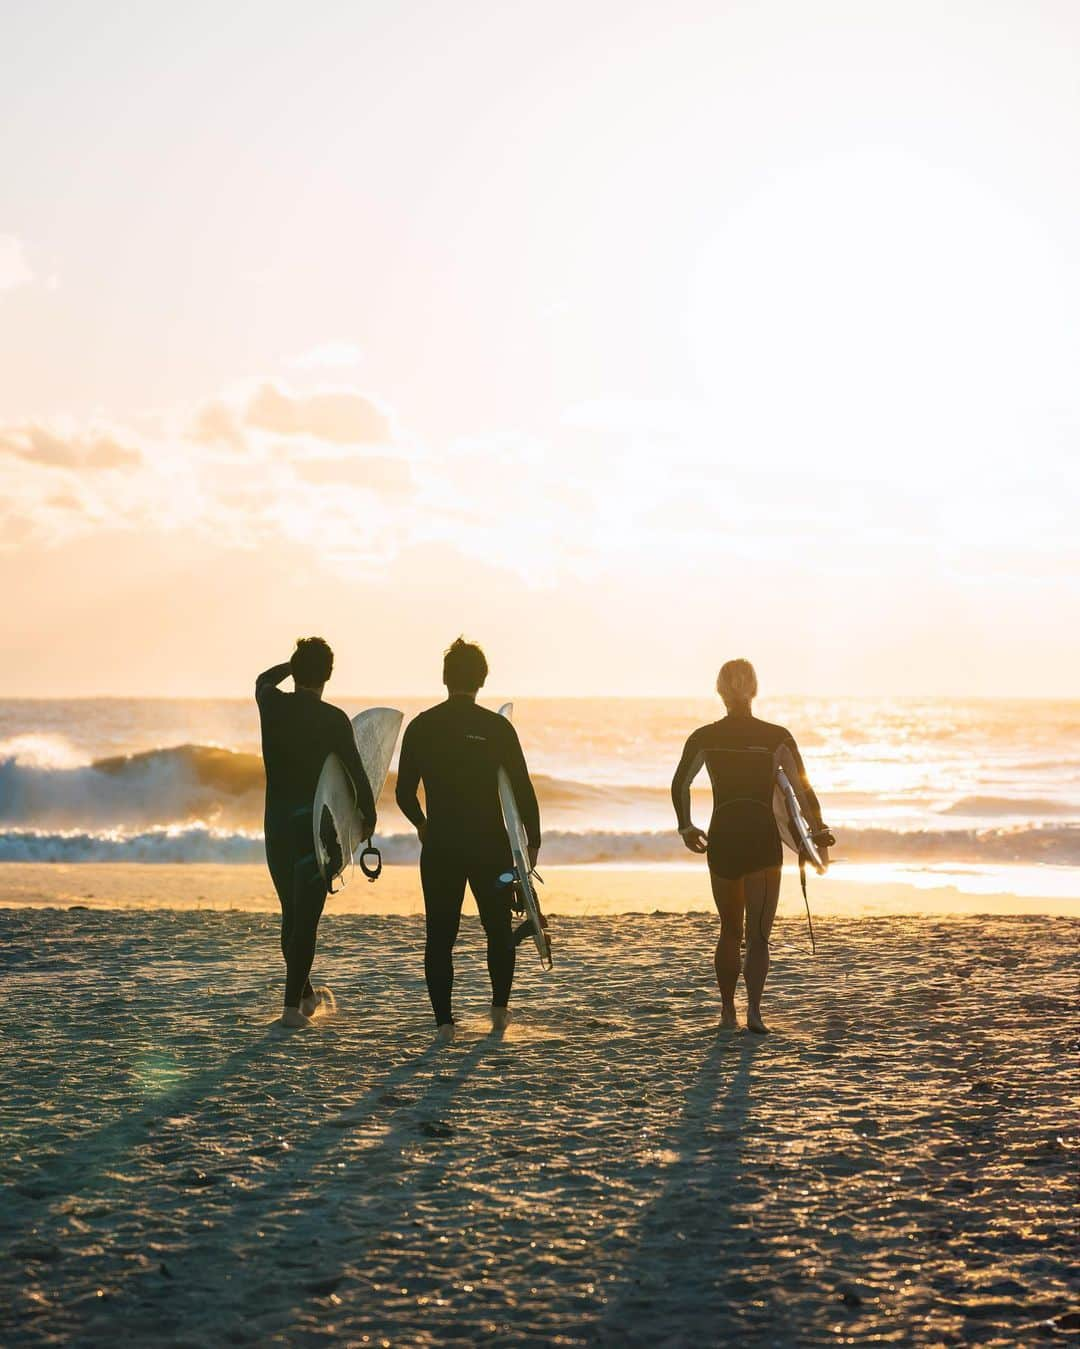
[3,1032,279,1208]
[593,1032,791,1344]
[4,908,421,1201]
[85,1029,504,1338]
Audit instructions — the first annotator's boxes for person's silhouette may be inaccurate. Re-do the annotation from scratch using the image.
[672,659,830,1034]
[396,638,540,1044]
[256,637,375,1027]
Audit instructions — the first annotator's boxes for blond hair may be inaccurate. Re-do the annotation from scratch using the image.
[716,658,758,708]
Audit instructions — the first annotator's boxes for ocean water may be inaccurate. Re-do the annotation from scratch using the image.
[0,696,1077,873]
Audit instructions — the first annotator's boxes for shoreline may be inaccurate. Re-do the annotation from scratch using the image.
[1,860,1076,916]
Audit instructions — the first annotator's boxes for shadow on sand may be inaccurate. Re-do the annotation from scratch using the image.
[592,1030,796,1344]
[77,1028,507,1338]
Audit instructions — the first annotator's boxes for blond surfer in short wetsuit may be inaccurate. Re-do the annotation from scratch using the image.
[671,659,831,1033]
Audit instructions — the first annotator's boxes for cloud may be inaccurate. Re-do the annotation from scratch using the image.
[188,399,246,451]
[0,235,34,292]
[0,424,141,469]
[291,454,413,494]
[287,342,364,369]
[1,370,423,565]
[245,382,391,444]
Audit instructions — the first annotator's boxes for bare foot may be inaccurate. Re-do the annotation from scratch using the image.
[747,1005,769,1034]
[720,1001,738,1030]
[435,1022,456,1046]
[299,992,317,1017]
[280,1006,312,1029]
[491,1006,511,1033]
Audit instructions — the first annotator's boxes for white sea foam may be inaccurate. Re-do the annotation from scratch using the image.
[0,733,90,770]
[2,824,1078,866]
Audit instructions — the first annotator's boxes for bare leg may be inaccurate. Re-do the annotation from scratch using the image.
[743,867,781,1033]
[709,873,745,1028]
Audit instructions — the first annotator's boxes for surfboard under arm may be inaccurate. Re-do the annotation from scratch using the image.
[497,703,552,970]
[313,706,403,888]
[774,765,825,873]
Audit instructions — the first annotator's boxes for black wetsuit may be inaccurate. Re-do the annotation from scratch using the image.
[395,696,541,1025]
[256,664,376,1005]
[671,715,822,880]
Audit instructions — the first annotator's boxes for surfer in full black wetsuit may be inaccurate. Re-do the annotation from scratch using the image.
[671,659,831,1034]
[396,638,541,1045]
[257,638,375,1028]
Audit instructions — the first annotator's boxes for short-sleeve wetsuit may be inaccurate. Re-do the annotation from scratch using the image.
[671,714,822,880]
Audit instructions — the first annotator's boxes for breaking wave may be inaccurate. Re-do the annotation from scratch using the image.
[0,744,266,829]
[939,796,1077,817]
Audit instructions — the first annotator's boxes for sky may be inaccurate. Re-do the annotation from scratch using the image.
[2,0,1078,697]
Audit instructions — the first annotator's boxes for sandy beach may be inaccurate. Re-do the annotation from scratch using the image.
[2,867,1077,1345]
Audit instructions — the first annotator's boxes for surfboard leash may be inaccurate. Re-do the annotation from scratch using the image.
[799,854,817,954]
[359,840,383,882]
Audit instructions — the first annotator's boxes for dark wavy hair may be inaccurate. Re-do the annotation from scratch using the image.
[291,636,334,687]
[442,636,488,691]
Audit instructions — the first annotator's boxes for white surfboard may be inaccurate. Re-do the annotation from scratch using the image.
[774,765,826,873]
[313,707,403,889]
[497,703,552,970]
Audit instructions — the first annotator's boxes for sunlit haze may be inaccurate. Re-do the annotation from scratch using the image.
[3,0,1078,696]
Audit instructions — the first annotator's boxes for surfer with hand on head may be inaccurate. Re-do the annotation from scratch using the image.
[396,638,541,1046]
[256,638,376,1028]
[671,659,832,1034]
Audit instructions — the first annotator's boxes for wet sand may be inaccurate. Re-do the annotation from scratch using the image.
[1,860,1077,915]
[1,876,1077,1345]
